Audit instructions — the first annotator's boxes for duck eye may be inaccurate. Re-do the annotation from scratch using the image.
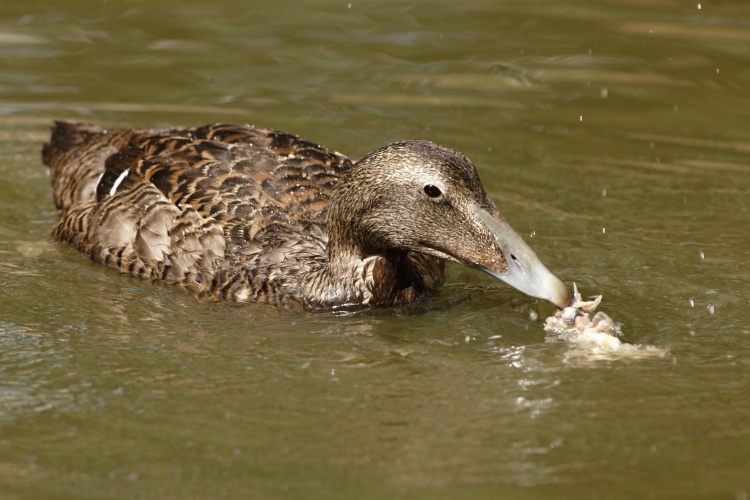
[423,184,442,198]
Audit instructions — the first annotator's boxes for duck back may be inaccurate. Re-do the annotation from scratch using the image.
[43,122,354,304]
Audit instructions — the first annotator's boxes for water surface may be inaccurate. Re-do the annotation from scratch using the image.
[1,1,749,498]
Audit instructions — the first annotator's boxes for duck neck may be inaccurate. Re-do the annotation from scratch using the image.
[310,170,427,308]
[303,231,426,309]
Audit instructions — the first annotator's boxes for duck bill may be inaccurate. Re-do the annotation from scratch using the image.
[473,205,570,308]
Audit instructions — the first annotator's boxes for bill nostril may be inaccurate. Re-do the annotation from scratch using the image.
[511,254,527,274]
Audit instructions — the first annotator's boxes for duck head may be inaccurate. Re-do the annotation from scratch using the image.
[327,140,570,308]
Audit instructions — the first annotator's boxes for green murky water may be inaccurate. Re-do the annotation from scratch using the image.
[1,1,749,498]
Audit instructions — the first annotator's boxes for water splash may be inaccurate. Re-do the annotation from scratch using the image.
[544,284,669,364]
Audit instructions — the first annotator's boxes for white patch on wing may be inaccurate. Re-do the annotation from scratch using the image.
[109,168,130,196]
[234,287,249,302]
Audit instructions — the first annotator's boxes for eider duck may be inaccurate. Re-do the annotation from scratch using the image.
[42,122,570,310]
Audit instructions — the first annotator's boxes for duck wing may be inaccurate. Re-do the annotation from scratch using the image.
[45,122,352,289]
[100,124,351,254]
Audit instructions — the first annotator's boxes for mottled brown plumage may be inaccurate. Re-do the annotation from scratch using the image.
[43,121,570,310]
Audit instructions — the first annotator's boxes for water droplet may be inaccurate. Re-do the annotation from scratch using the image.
[697,3,701,9]
[716,67,720,74]
[699,251,705,260]
[530,230,536,238]
[689,298,694,307]
[579,115,583,122]
[602,189,607,197]
[602,227,606,234]
[708,304,715,315]
[529,310,539,321]
[600,87,608,99]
